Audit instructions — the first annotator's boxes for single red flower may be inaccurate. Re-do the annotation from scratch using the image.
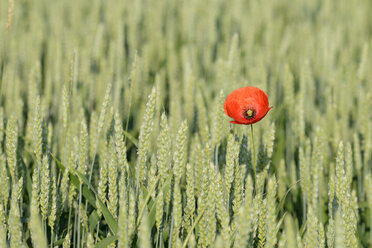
[224,86,273,125]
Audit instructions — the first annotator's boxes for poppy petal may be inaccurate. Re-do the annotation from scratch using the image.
[224,86,272,125]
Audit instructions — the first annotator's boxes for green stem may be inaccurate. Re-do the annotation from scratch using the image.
[50,230,53,248]
[250,124,256,186]
[156,227,161,248]
[77,184,82,248]
[136,174,161,227]
[95,222,100,244]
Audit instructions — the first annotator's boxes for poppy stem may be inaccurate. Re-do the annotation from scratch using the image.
[250,124,256,185]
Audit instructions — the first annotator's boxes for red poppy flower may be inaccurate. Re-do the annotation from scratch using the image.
[224,86,273,125]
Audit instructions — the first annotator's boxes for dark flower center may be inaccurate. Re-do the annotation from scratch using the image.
[242,106,256,120]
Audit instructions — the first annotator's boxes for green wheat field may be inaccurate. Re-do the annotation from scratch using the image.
[0,0,372,247]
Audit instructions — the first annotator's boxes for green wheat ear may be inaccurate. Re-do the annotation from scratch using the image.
[9,178,23,248]
[40,155,50,221]
[173,120,188,183]
[6,116,18,182]
[136,87,157,187]
[0,204,6,247]
[30,180,48,248]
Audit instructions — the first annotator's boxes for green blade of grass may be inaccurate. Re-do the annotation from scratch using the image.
[123,130,138,147]
[95,235,118,248]
[51,152,97,207]
[50,152,118,235]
